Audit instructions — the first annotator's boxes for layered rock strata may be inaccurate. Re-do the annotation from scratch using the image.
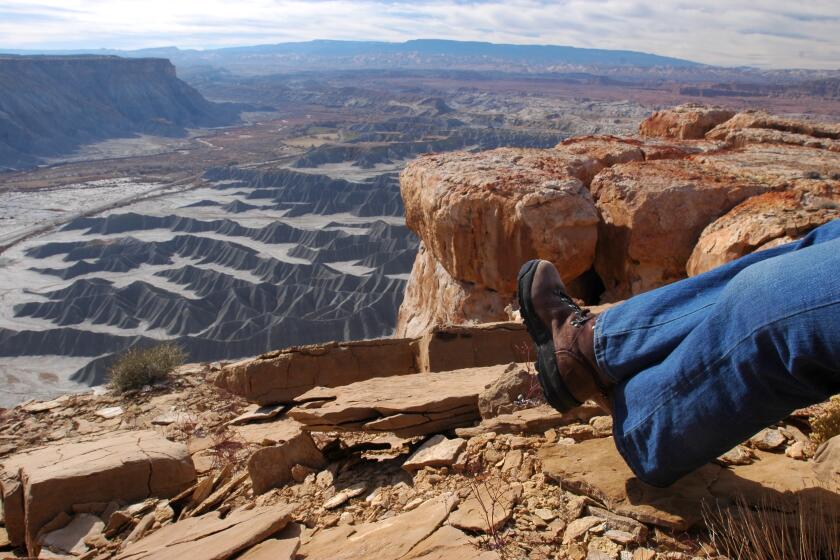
[214,321,530,404]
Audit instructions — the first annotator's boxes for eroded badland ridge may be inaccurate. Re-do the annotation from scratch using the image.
[0,105,838,559]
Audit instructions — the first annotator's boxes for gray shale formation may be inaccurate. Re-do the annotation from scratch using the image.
[1,167,418,387]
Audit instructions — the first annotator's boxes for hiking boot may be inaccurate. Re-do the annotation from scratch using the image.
[517,259,613,412]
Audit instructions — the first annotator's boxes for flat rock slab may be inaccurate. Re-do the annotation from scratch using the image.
[299,494,458,560]
[0,430,195,555]
[539,437,838,531]
[116,505,295,560]
[455,403,601,437]
[289,365,509,437]
[214,338,417,405]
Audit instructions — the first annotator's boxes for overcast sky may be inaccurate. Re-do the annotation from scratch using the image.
[1,1,838,69]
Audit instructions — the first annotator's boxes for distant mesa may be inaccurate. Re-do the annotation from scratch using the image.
[0,55,242,170]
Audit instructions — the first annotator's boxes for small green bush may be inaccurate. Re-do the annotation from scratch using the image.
[108,343,186,393]
[811,395,840,445]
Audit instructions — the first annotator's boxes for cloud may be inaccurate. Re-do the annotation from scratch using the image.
[0,0,837,69]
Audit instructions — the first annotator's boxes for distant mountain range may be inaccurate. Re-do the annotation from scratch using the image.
[0,55,241,170]
[2,39,700,74]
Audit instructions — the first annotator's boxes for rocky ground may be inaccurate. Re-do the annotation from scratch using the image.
[0,334,837,560]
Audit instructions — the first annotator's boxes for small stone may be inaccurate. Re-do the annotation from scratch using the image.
[785,441,807,460]
[338,512,354,526]
[749,428,786,451]
[403,435,466,472]
[534,508,556,522]
[557,437,577,446]
[544,429,558,443]
[316,469,335,488]
[291,464,317,483]
[717,444,755,466]
[403,497,425,511]
[509,436,529,449]
[531,515,547,529]
[95,406,124,419]
[633,548,657,560]
[323,482,367,509]
[563,516,602,544]
[561,424,596,442]
[502,449,524,472]
[590,416,613,437]
[605,529,636,545]
[588,535,623,558]
[41,513,104,555]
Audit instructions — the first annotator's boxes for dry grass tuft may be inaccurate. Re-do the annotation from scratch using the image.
[703,493,840,560]
[811,395,840,445]
[108,343,186,393]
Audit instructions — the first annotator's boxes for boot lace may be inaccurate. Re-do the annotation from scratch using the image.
[553,289,590,327]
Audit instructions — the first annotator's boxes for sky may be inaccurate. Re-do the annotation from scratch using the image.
[0,1,839,69]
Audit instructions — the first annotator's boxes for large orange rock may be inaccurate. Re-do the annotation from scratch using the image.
[688,185,840,276]
[400,147,601,295]
[0,430,195,555]
[591,158,767,299]
[640,104,735,140]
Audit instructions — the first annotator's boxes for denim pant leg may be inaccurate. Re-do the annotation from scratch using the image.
[607,235,840,487]
[595,219,840,384]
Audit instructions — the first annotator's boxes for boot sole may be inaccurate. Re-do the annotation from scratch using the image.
[517,259,582,413]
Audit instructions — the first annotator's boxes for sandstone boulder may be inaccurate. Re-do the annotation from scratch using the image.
[639,104,735,140]
[687,187,840,276]
[298,494,458,560]
[0,430,195,555]
[400,147,601,296]
[233,419,326,494]
[214,338,417,405]
[592,158,766,299]
[115,505,295,560]
[289,365,509,437]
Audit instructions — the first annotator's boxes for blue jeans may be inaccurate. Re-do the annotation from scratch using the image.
[594,219,840,487]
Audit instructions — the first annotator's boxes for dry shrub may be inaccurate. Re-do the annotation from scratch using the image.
[811,395,840,445]
[703,493,840,560]
[108,343,186,393]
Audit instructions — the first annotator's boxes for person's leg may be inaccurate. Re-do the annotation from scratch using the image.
[595,219,840,383]
[610,233,840,487]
